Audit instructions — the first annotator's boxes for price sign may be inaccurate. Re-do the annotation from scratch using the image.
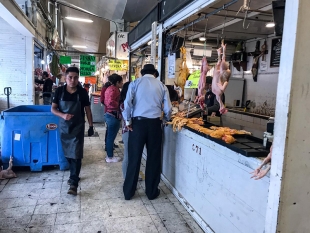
[80,55,96,76]
[108,60,128,71]
[270,38,282,67]
[185,70,201,89]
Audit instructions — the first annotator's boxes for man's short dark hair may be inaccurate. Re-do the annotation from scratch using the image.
[66,67,79,75]
[43,71,48,77]
[206,76,213,84]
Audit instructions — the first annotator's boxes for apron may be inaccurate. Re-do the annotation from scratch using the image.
[58,90,85,159]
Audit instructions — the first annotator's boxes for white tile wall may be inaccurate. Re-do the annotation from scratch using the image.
[254,117,261,125]
[0,17,33,111]
[224,112,267,130]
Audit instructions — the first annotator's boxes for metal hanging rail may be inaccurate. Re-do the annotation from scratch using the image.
[169,0,239,36]
[206,13,271,23]
[207,7,273,16]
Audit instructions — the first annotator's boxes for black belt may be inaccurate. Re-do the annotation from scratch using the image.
[133,116,161,121]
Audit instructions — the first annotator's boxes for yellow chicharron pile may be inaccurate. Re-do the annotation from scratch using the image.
[168,116,251,144]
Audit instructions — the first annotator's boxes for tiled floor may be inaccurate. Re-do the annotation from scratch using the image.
[0,123,204,233]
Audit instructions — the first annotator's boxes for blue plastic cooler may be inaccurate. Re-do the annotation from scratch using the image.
[0,105,69,171]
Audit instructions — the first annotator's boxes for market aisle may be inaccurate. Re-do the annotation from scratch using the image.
[0,123,204,233]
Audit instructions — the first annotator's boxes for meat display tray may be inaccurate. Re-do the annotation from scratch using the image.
[184,123,271,158]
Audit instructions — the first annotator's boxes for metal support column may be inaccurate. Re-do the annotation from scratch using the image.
[157,23,163,81]
[151,21,158,65]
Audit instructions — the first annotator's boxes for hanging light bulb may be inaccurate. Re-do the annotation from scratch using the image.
[41,60,45,64]
[266,22,275,28]
[199,37,206,42]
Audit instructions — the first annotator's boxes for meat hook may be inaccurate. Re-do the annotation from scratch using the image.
[243,9,250,29]
[236,0,251,29]
[236,0,251,16]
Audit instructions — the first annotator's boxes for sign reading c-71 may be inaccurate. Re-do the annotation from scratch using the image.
[80,55,96,76]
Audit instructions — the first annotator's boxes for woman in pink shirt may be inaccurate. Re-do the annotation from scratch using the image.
[104,74,123,163]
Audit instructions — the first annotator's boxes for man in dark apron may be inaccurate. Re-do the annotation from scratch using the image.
[51,67,94,195]
[196,76,225,117]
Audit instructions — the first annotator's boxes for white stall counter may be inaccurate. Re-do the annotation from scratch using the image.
[162,125,270,233]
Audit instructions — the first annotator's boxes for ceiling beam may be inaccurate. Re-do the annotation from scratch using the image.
[54,50,106,55]
[169,0,238,36]
[208,4,272,32]
[187,32,220,40]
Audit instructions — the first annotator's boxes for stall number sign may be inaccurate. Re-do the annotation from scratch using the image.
[60,56,71,64]
[80,55,96,76]
[185,70,201,89]
[108,60,128,71]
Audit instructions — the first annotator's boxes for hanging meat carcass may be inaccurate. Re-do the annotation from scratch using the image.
[197,57,209,96]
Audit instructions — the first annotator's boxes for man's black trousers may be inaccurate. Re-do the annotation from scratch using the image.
[123,118,162,200]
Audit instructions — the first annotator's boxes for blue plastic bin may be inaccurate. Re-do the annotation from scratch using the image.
[0,105,69,171]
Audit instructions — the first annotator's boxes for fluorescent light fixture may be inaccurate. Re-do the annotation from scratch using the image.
[266,22,275,28]
[65,17,93,23]
[199,37,206,42]
[147,40,159,46]
[72,45,87,48]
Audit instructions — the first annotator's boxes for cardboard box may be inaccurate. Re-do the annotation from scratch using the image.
[207,116,221,123]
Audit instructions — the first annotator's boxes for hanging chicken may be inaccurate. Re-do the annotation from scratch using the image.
[261,40,267,61]
[177,47,189,95]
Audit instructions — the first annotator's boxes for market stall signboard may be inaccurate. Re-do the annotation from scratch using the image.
[85,76,97,85]
[108,60,128,71]
[270,38,282,67]
[80,55,96,76]
[185,70,201,89]
[60,56,71,64]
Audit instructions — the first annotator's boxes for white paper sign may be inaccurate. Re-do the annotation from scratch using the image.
[106,33,116,58]
[116,32,129,60]
[260,60,267,71]
[168,53,176,78]
[193,48,212,57]
[185,80,195,89]
[14,133,21,141]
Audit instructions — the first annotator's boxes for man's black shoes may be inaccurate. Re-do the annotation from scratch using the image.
[68,185,77,195]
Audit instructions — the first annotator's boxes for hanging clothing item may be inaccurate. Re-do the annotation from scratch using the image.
[58,91,85,159]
